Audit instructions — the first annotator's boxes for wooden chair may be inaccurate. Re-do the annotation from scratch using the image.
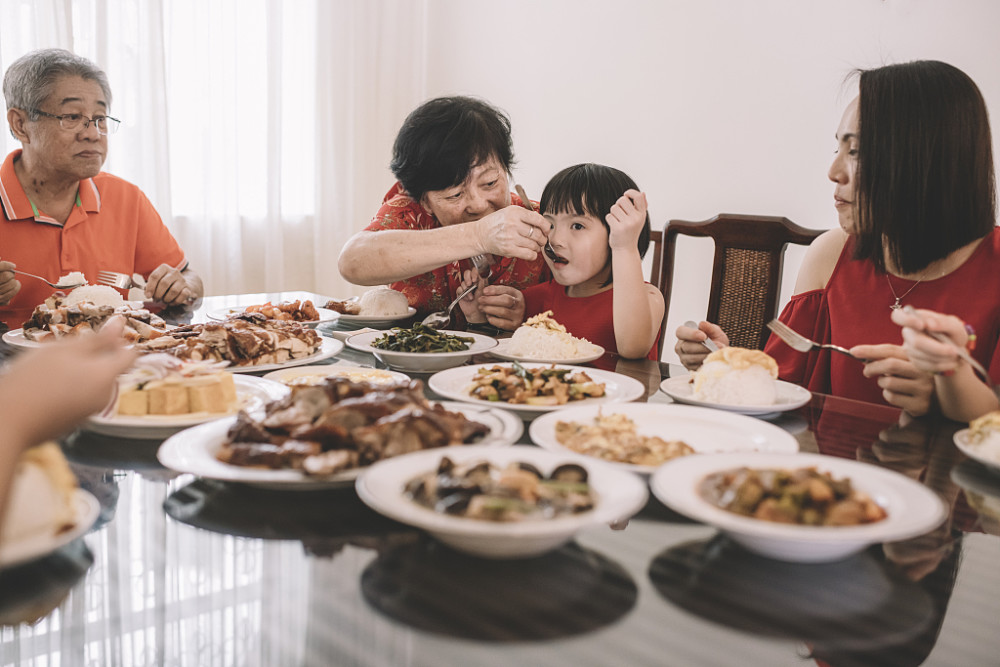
[657,214,823,355]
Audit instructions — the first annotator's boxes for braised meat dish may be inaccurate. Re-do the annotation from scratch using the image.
[700,466,888,526]
[405,456,595,521]
[136,313,321,366]
[218,376,490,476]
[244,299,320,321]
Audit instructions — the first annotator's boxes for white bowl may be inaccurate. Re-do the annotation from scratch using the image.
[650,452,948,563]
[346,329,497,372]
[356,445,648,559]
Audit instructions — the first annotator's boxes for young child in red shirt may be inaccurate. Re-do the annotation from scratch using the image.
[461,163,663,359]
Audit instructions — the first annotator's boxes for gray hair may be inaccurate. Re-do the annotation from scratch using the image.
[3,48,112,117]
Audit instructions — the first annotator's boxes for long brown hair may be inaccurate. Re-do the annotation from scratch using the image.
[853,60,996,274]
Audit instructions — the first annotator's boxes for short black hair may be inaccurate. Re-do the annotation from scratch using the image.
[853,60,996,274]
[390,96,514,203]
[539,163,651,286]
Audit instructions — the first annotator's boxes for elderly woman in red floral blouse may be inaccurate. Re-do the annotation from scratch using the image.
[337,96,550,331]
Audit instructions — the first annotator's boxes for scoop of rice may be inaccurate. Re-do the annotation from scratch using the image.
[63,284,125,308]
[506,311,600,359]
[692,347,779,405]
[358,287,409,317]
[56,271,86,287]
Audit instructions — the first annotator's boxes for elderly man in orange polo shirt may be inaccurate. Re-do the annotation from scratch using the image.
[0,48,203,327]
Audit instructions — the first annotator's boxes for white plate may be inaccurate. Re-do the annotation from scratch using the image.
[346,330,497,372]
[490,338,605,365]
[1,329,41,349]
[0,489,100,568]
[334,306,417,328]
[659,375,812,416]
[529,403,799,475]
[223,337,344,374]
[427,362,646,417]
[206,306,340,326]
[651,452,948,563]
[263,364,411,386]
[157,401,522,489]
[83,375,290,439]
[953,428,1000,476]
[356,445,648,559]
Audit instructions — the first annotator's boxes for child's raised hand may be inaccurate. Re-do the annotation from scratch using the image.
[456,269,487,324]
[606,189,647,250]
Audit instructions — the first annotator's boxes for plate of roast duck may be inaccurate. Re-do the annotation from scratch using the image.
[157,374,522,489]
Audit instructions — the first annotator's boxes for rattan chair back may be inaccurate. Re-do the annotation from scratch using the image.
[657,214,823,355]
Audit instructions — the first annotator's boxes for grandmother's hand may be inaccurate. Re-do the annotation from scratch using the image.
[146,264,194,305]
[477,285,525,331]
[675,321,728,371]
[851,343,935,416]
[476,205,549,261]
[0,260,21,305]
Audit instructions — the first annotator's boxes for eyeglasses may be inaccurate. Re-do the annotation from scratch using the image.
[30,109,121,135]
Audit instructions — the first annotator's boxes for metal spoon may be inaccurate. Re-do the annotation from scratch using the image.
[420,282,479,329]
[514,184,559,260]
[13,269,85,290]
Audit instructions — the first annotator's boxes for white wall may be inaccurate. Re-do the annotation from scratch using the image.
[404,0,1000,361]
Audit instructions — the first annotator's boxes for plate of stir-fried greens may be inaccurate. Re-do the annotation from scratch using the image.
[346,326,497,371]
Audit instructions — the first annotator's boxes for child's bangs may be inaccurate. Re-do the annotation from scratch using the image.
[540,166,616,219]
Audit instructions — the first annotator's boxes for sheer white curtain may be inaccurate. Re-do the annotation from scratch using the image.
[0,0,426,297]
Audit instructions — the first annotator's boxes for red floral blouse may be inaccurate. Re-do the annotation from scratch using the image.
[363,183,551,323]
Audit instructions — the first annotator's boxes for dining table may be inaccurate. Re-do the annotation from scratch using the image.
[1,291,999,667]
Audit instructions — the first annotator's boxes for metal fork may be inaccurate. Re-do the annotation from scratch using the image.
[96,270,135,289]
[767,319,861,361]
[469,254,494,283]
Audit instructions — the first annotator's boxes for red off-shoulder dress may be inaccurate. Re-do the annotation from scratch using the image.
[764,229,1000,405]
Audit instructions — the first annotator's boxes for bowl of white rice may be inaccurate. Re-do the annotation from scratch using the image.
[492,311,604,364]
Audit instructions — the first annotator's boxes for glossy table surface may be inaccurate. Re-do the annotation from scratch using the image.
[2,292,999,667]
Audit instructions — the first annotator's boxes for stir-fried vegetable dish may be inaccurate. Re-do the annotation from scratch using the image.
[371,324,474,353]
[468,362,606,405]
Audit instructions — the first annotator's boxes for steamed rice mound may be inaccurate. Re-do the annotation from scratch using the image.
[506,311,601,359]
[358,287,409,317]
[62,284,126,308]
[692,347,779,405]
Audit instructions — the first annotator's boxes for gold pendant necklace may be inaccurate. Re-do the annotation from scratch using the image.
[886,273,926,310]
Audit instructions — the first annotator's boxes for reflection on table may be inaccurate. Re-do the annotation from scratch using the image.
[1,293,999,666]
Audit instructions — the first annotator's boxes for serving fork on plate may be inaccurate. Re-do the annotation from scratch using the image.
[767,319,861,361]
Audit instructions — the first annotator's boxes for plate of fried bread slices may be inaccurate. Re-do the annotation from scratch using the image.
[157,375,521,489]
[84,355,291,438]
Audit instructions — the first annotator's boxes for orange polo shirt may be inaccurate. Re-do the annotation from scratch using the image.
[0,149,186,327]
